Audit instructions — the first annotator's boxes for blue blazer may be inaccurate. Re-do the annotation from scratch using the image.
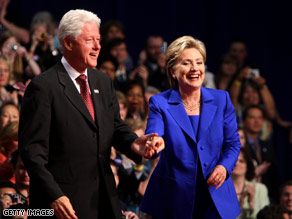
[140,88,241,219]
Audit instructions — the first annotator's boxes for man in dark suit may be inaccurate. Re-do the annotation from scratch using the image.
[18,9,163,219]
[243,105,279,202]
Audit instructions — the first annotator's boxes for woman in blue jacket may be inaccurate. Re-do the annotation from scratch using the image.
[140,36,241,219]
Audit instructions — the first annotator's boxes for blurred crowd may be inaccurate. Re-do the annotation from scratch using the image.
[0,1,291,218]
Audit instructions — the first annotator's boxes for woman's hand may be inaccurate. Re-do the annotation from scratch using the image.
[206,164,227,189]
[131,133,165,158]
[246,183,255,213]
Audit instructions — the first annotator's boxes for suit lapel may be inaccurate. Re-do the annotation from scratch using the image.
[56,62,97,129]
[167,89,197,142]
[197,87,217,144]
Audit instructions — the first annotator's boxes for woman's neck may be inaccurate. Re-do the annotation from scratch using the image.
[232,175,246,193]
[179,87,201,103]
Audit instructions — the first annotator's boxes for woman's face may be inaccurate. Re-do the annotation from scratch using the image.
[242,85,260,106]
[221,60,237,76]
[99,61,116,80]
[0,61,10,87]
[0,105,19,129]
[233,152,247,177]
[1,37,18,61]
[172,48,205,91]
[126,85,144,113]
[238,129,246,148]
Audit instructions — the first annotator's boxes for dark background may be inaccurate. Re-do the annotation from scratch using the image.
[7,0,292,179]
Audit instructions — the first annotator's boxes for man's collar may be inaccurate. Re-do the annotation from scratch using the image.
[61,56,88,80]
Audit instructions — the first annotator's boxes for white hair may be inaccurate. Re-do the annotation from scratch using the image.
[58,9,101,52]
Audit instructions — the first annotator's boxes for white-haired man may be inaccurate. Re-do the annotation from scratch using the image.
[19,9,163,219]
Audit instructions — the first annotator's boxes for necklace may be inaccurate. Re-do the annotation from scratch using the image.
[182,99,201,111]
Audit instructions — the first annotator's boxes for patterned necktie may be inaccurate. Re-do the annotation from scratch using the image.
[76,74,95,121]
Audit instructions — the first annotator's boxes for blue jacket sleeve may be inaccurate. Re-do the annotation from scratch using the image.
[218,91,241,178]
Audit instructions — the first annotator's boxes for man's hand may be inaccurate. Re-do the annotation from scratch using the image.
[131,133,165,158]
[206,165,227,189]
[50,196,78,219]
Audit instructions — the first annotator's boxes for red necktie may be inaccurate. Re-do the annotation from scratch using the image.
[76,74,95,121]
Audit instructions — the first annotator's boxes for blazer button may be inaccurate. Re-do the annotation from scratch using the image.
[203,162,208,167]
[200,146,204,150]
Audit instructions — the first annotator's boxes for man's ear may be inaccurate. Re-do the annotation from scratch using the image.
[64,36,73,51]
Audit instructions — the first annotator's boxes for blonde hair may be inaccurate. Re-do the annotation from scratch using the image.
[125,118,146,132]
[0,55,12,85]
[166,36,206,89]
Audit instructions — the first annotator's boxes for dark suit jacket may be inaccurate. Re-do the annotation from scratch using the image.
[19,61,141,218]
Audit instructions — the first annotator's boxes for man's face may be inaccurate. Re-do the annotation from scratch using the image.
[66,22,101,73]
[244,108,265,135]
[229,42,247,63]
[146,36,163,62]
[110,43,128,65]
[15,157,30,188]
[280,185,292,212]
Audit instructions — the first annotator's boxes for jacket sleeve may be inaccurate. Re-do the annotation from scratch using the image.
[19,76,64,203]
[218,91,241,178]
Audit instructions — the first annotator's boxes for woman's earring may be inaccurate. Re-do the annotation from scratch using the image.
[172,75,176,79]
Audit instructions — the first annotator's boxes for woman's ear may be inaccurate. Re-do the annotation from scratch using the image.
[170,68,176,79]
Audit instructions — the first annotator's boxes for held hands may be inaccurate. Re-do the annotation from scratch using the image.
[206,165,227,189]
[50,196,78,219]
[131,133,165,158]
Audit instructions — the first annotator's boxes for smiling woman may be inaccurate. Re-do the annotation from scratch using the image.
[140,36,241,219]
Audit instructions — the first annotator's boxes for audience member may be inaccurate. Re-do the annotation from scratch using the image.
[202,65,216,89]
[0,55,18,106]
[116,90,128,121]
[140,35,169,91]
[279,180,292,218]
[144,86,160,103]
[0,0,30,43]
[0,121,18,183]
[231,78,275,141]
[125,81,147,121]
[243,105,279,202]
[0,31,41,84]
[116,118,150,215]
[103,38,133,84]
[232,148,270,219]
[0,102,19,133]
[0,180,18,210]
[215,54,240,91]
[11,150,29,207]
[100,20,126,45]
[257,204,289,219]
[28,11,61,71]
[238,126,247,148]
[97,54,120,88]
[228,39,249,70]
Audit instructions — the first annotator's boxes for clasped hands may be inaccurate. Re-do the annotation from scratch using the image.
[131,133,165,159]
